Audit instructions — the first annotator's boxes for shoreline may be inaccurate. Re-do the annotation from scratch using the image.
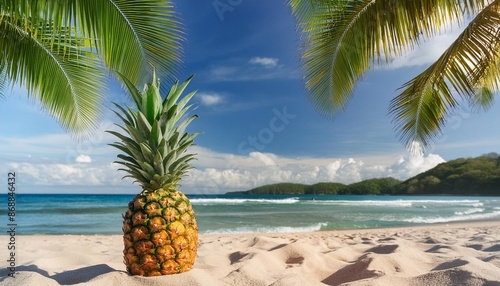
[8,194,500,236]
[1,220,499,285]
[3,217,500,237]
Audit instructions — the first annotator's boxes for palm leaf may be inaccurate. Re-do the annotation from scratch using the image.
[0,16,104,133]
[0,0,183,133]
[75,0,183,85]
[289,0,484,116]
[0,65,6,99]
[389,0,500,148]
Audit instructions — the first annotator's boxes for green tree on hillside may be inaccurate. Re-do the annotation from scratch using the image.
[340,177,400,195]
[0,0,182,133]
[247,183,308,194]
[396,154,500,195]
[290,0,500,151]
[305,182,345,194]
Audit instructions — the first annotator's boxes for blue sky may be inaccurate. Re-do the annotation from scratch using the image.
[1,1,499,194]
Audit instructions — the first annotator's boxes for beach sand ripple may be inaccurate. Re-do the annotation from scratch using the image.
[1,221,499,285]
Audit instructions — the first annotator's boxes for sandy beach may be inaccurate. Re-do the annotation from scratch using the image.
[1,220,499,286]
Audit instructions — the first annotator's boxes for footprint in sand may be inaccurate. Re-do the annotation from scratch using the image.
[378,237,396,242]
[366,244,399,254]
[229,251,251,265]
[422,237,441,244]
[361,237,376,245]
[465,244,483,251]
[426,245,452,253]
[268,243,288,251]
[431,259,469,271]
[484,244,500,252]
[285,256,304,268]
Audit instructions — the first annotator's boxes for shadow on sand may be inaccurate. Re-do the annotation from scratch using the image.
[0,264,125,284]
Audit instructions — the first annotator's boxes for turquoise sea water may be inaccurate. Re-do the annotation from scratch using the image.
[1,194,500,235]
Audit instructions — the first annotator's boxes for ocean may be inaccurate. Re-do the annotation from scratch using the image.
[2,194,500,235]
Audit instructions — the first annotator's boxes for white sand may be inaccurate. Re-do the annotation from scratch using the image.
[1,220,499,285]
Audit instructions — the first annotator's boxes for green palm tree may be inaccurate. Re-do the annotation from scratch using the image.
[0,0,182,133]
[290,0,500,151]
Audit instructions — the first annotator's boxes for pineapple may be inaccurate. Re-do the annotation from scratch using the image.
[108,71,199,276]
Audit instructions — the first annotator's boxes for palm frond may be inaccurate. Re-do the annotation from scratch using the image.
[390,0,500,148]
[21,0,184,85]
[471,54,499,111]
[0,65,6,99]
[289,0,487,116]
[0,16,105,133]
[0,0,183,133]
[75,0,183,85]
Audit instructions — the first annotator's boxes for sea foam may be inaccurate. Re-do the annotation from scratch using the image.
[400,211,500,224]
[190,197,300,205]
[200,222,328,234]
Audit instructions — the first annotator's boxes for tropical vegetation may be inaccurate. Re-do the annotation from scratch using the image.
[231,178,398,195]
[0,0,182,133]
[108,72,199,276]
[397,152,500,195]
[290,0,500,151]
[230,153,500,196]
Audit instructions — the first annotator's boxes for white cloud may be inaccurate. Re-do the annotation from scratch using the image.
[0,133,73,157]
[249,152,276,166]
[1,141,445,194]
[211,66,239,78]
[203,58,299,82]
[1,121,117,157]
[6,161,133,187]
[75,155,92,163]
[249,57,279,68]
[197,92,224,106]
[387,153,445,179]
[183,147,446,194]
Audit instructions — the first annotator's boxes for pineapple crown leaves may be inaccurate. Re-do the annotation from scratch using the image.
[108,70,200,190]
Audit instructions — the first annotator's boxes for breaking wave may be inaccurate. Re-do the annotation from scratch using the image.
[386,211,500,224]
[190,197,300,205]
[200,222,328,234]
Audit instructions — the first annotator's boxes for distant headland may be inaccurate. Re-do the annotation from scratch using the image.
[227,153,500,196]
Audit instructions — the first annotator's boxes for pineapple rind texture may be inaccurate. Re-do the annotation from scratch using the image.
[109,73,199,276]
[123,188,198,276]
